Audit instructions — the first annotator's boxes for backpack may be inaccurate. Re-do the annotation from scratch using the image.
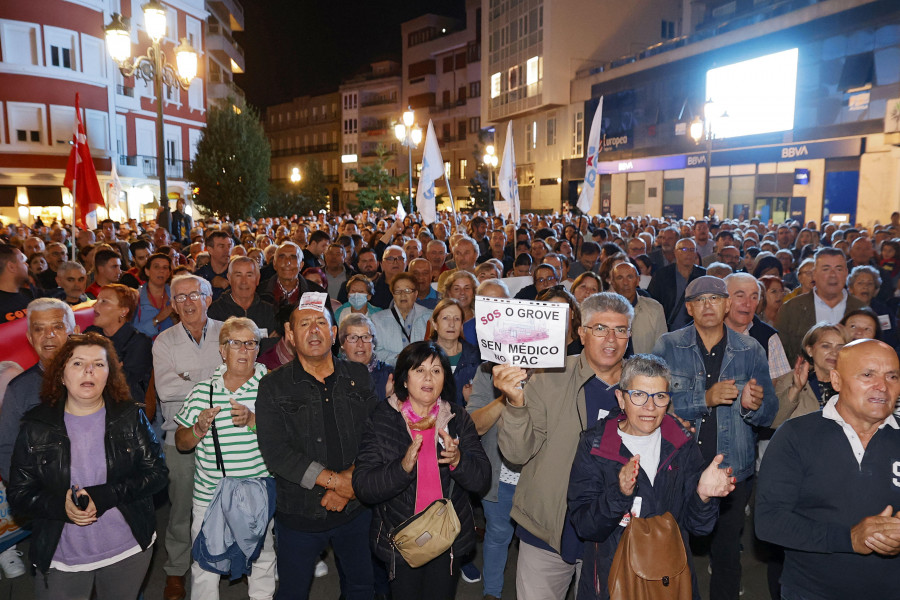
[608,512,692,600]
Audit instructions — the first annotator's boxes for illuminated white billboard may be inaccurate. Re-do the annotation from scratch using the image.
[705,48,798,139]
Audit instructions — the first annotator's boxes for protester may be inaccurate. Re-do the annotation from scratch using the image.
[8,333,167,599]
[570,270,603,304]
[338,312,394,402]
[353,341,491,599]
[429,298,479,405]
[370,272,431,366]
[207,256,278,341]
[134,252,176,337]
[334,273,383,324]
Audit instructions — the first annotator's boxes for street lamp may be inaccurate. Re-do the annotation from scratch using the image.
[482,144,498,210]
[690,99,718,218]
[394,107,422,215]
[105,2,198,208]
[290,167,302,184]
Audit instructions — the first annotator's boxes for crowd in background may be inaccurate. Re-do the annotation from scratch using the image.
[0,203,898,600]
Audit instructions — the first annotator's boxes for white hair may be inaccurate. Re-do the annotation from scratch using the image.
[26,298,76,332]
[171,273,213,297]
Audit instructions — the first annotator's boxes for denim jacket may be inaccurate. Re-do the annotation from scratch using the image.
[651,325,777,482]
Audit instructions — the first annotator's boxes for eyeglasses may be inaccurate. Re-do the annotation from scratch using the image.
[345,334,374,344]
[675,246,696,253]
[225,339,259,350]
[535,276,559,285]
[583,323,631,339]
[383,256,404,263]
[625,389,671,408]
[688,294,726,306]
[173,291,206,303]
[393,287,416,296]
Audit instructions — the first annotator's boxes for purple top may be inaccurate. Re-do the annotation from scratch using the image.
[52,408,138,567]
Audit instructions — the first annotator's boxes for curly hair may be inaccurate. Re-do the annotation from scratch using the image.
[40,332,133,406]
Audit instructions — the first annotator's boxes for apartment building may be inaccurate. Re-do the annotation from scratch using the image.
[205,0,245,109]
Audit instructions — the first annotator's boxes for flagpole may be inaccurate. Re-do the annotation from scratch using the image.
[71,151,78,262]
[442,171,457,227]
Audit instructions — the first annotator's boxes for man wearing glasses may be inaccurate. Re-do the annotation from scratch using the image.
[494,292,634,599]
[647,237,706,331]
[652,276,777,600]
[153,274,225,600]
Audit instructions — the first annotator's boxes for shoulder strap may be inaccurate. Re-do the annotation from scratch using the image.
[208,384,226,476]
[390,307,411,343]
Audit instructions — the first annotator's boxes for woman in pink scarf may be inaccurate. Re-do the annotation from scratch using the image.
[353,341,491,599]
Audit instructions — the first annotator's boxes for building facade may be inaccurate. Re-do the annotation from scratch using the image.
[481,0,682,212]
[0,0,209,226]
[401,0,483,210]
[567,0,900,227]
[205,0,245,109]
[264,90,342,204]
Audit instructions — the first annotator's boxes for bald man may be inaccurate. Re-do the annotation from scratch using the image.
[756,339,900,600]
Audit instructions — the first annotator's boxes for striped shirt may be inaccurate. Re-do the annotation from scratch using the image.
[175,363,271,505]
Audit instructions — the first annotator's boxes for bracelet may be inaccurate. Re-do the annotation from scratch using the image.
[192,423,204,439]
[249,423,257,433]
[325,471,335,490]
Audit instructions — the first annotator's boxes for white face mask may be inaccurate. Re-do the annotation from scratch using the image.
[348,293,368,309]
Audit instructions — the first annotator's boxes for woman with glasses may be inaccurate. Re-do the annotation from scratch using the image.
[370,273,432,367]
[173,317,276,600]
[86,284,153,405]
[134,252,175,338]
[568,354,736,600]
[338,313,394,402]
[8,333,167,599]
[429,299,480,405]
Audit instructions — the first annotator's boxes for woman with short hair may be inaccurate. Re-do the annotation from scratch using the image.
[370,273,432,367]
[134,252,175,338]
[429,299,480,405]
[339,313,394,402]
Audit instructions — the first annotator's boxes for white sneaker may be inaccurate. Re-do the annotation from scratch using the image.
[314,559,328,578]
[0,547,25,578]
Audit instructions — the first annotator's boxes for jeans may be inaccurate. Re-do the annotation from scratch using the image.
[708,477,754,600]
[273,510,373,600]
[481,481,516,597]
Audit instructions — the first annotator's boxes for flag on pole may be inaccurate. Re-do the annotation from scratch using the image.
[577,96,604,214]
[498,121,519,224]
[415,120,445,225]
[108,161,123,214]
[64,93,104,228]
[396,195,407,221]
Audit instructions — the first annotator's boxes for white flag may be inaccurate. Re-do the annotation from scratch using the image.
[498,121,519,224]
[577,96,604,214]
[396,196,407,221]
[108,162,123,212]
[415,120,445,225]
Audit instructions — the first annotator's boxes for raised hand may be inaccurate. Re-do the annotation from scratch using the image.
[697,454,736,502]
[619,455,640,496]
[401,434,424,473]
[437,429,460,468]
[706,380,738,407]
[492,364,528,406]
[740,378,764,411]
[195,406,222,436]
[229,399,255,428]
[791,356,809,392]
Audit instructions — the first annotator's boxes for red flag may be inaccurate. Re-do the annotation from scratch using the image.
[64,93,104,228]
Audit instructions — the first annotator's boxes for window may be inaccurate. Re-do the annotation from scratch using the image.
[508,65,520,90]
[458,121,466,141]
[442,90,451,107]
[50,105,76,146]
[444,161,452,181]
[458,159,468,179]
[458,86,466,103]
[572,110,584,157]
[546,113,557,146]
[469,81,481,98]
[490,73,501,98]
[469,116,480,133]
[185,16,202,49]
[443,56,454,73]
[115,115,127,156]
[526,56,540,86]
[8,102,45,147]
[525,122,533,162]
[661,20,675,39]
[442,123,451,141]
[44,26,77,71]
[85,110,108,152]
[0,20,41,66]
[189,129,202,161]
[188,78,203,111]
[80,34,105,78]
[343,119,357,134]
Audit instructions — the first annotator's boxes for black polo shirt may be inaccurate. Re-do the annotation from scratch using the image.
[697,326,727,463]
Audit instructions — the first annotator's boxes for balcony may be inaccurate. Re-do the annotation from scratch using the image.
[120,155,191,180]
[208,77,245,103]
[116,84,134,97]
[270,143,339,157]
[209,0,244,31]
[208,23,245,73]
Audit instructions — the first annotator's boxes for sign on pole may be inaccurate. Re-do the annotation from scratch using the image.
[474,297,568,368]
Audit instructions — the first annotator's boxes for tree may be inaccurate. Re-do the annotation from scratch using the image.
[350,145,402,211]
[188,97,270,218]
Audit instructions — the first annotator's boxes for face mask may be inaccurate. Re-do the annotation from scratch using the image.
[348,293,368,309]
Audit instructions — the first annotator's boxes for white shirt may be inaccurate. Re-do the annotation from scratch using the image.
[617,427,662,486]
[821,396,899,466]
[813,288,848,325]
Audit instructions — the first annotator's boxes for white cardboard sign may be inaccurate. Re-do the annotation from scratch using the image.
[474,296,568,368]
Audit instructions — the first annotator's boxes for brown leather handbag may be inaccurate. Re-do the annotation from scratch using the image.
[608,512,692,600]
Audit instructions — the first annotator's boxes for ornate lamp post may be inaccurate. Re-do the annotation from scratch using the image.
[105,1,198,205]
[394,108,422,215]
[483,144,498,210]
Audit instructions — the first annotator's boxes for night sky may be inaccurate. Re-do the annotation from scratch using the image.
[234,1,466,110]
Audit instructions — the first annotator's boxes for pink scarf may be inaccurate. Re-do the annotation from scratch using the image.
[401,400,443,513]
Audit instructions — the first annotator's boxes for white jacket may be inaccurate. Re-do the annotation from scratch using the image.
[632,295,667,355]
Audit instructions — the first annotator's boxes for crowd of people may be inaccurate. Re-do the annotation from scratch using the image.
[0,204,898,600]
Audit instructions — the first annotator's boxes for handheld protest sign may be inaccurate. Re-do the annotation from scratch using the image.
[474,296,568,368]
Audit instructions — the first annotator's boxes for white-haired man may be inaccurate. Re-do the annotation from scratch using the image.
[153,274,225,600]
[0,298,75,578]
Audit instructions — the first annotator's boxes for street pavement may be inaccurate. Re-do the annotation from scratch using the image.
[0,500,771,599]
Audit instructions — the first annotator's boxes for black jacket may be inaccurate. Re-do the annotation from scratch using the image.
[353,399,491,565]
[257,275,327,311]
[647,264,706,330]
[207,292,279,352]
[85,323,153,405]
[8,400,167,574]
[255,357,377,524]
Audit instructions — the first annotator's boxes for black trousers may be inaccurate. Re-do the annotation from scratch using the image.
[390,550,458,600]
[708,477,754,600]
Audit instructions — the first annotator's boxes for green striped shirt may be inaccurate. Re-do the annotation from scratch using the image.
[175,363,271,505]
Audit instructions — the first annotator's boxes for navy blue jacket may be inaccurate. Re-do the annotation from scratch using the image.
[756,410,900,599]
[568,413,719,600]
[452,339,481,406]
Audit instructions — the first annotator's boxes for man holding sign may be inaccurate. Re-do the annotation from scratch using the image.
[494,293,634,600]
